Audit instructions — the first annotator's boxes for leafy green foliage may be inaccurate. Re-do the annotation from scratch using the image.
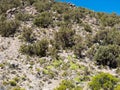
[89,73,118,90]
[94,45,120,68]
[0,20,19,37]
[34,12,53,28]
[20,39,48,57]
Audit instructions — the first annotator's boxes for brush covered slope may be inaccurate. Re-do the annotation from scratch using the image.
[0,0,120,90]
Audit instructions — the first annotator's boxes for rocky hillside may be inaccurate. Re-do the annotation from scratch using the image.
[0,0,120,90]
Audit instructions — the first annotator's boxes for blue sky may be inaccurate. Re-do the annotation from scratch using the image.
[57,0,120,15]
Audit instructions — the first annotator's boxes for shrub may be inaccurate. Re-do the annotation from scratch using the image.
[52,2,70,14]
[15,12,33,21]
[70,8,84,23]
[73,35,84,58]
[54,27,75,49]
[0,0,21,14]
[89,73,118,90]
[54,80,82,90]
[49,46,58,59]
[0,20,19,37]
[84,24,92,32]
[73,43,84,58]
[63,8,84,24]
[21,27,34,42]
[9,80,17,86]
[97,13,120,27]
[20,39,48,57]
[93,29,120,46]
[33,0,52,12]
[54,80,75,90]
[114,84,120,90]
[26,0,36,5]
[94,45,120,68]
[12,86,25,90]
[34,12,53,28]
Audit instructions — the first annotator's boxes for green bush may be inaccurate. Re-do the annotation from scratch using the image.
[97,13,120,27]
[21,27,34,42]
[89,73,118,90]
[15,12,33,21]
[52,2,70,14]
[54,80,75,90]
[33,0,52,12]
[63,8,84,24]
[54,80,82,90]
[73,43,84,58]
[54,27,75,49]
[34,12,53,28]
[94,45,120,68]
[0,20,19,37]
[9,80,17,86]
[84,24,92,32]
[20,39,48,57]
[0,0,21,14]
[93,29,120,46]
[26,0,36,5]
[73,35,84,58]
[12,86,25,90]
[71,8,84,23]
